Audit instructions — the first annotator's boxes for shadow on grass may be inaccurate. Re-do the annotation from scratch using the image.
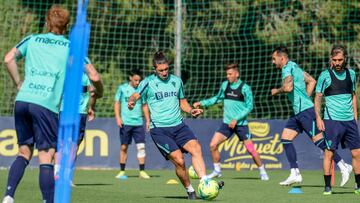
[74,183,113,187]
[126,175,161,178]
[145,196,188,200]
[231,177,259,180]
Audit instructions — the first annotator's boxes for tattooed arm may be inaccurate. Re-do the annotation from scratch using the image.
[314,92,325,131]
[271,76,293,96]
[304,71,316,97]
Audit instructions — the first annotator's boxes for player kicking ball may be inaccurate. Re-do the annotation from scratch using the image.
[128,51,223,199]
[193,63,269,181]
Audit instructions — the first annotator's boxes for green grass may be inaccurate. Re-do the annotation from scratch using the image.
[0,169,359,202]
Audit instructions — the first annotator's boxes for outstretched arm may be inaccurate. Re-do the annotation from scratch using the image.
[304,71,316,96]
[194,85,225,108]
[314,92,325,131]
[271,76,293,96]
[4,47,22,90]
[180,98,203,118]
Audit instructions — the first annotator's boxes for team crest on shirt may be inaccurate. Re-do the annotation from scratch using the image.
[171,81,176,87]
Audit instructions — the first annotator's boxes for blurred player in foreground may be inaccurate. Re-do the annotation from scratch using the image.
[2,5,70,203]
[193,63,269,181]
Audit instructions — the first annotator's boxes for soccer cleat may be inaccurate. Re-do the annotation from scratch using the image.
[139,170,150,179]
[323,186,332,195]
[340,163,353,187]
[187,191,197,200]
[70,181,76,187]
[355,188,360,195]
[260,173,269,181]
[207,170,222,179]
[115,171,127,179]
[217,181,225,189]
[279,173,302,186]
[1,196,14,203]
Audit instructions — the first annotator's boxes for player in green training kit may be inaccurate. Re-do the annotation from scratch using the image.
[128,51,223,199]
[2,5,70,203]
[315,45,360,195]
[114,69,150,179]
[193,63,269,181]
[271,46,351,186]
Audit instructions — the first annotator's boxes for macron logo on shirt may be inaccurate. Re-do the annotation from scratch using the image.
[35,36,69,47]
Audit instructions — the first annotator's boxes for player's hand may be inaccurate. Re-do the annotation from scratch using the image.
[271,88,278,96]
[193,102,201,108]
[88,108,95,121]
[145,121,150,132]
[16,81,23,91]
[116,117,123,128]
[316,118,325,131]
[228,120,237,129]
[190,108,203,118]
[128,101,135,110]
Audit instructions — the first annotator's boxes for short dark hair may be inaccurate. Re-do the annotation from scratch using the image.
[152,51,169,68]
[225,63,239,71]
[330,45,347,58]
[129,69,142,77]
[272,46,289,57]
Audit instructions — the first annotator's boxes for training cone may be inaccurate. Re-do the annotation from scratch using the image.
[119,175,128,180]
[288,186,303,194]
[166,179,179,185]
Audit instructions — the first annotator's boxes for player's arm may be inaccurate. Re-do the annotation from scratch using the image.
[128,93,141,110]
[353,92,358,121]
[88,89,97,121]
[314,92,325,131]
[129,79,148,110]
[114,101,123,127]
[4,47,22,90]
[304,71,316,96]
[142,103,150,132]
[85,63,104,98]
[180,98,203,118]
[194,84,225,108]
[271,76,293,96]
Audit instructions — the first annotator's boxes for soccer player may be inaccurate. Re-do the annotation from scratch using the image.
[2,5,70,203]
[128,51,219,199]
[55,58,104,186]
[271,46,352,186]
[193,63,269,181]
[314,45,360,195]
[114,69,151,179]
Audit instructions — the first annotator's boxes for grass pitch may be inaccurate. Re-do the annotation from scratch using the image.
[0,169,359,202]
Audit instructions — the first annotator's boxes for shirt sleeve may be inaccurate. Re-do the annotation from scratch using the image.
[234,84,253,121]
[350,69,357,92]
[137,77,149,97]
[200,82,226,107]
[15,35,32,58]
[178,79,185,99]
[281,65,293,80]
[315,71,330,94]
[114,86,122,102]
[84,57,91,65]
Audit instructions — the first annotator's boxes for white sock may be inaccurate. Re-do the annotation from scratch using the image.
[258,164,266,174]
[54,164,60,175]
[337,159,347,171]
[186,184,195,193]
[200,176,208,182]
[291,168,300,175]
[213,163,221,172]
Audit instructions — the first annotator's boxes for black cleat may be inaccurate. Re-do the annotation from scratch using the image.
[187,191,197,200]
[217,181,225,189]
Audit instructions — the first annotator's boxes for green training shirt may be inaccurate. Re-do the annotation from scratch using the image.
[316,68,356,121]
[282,61,314,115]
[137,74,185,128]
[200,79,252,126]
[15,33,69,113]
[115,83,143,126]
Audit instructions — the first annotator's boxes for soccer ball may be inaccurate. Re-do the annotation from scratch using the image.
[188,165,199,179]
[198,179,219,200]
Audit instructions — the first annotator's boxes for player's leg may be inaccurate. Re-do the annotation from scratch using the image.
[207,132,227,178]
[303,108,352,186]
[149,125,196,199]
[236,125,269,180]
[2,102,34,202]
[116,126,130,178]
[343,120,360,194]
[133,126,150,179]
[279,127,301,185]
[30,103,58,203]
[183,139,207,179]
[323,149,334,195]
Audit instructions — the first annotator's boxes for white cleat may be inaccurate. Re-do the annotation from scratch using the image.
[340,163,353,187]
[279,174,302,186]
[260,173,269,181]
[207,170,222,179]
[2,196,14,203]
